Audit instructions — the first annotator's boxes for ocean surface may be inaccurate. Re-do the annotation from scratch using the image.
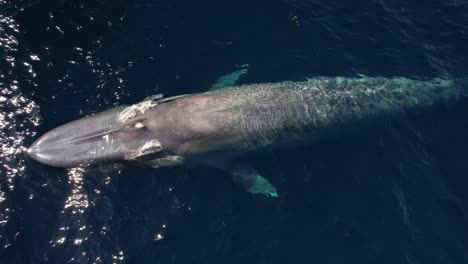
[1,0,468,263]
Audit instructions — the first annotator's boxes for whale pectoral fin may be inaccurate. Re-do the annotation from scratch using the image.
[229,165,278,198]
[209,64,249,91]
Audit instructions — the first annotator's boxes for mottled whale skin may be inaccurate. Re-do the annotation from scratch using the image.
[26,77,465,168]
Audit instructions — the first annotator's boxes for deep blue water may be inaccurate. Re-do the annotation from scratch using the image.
[1,0,468,263]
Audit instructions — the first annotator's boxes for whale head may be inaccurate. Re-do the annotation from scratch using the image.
[26,102,165,168]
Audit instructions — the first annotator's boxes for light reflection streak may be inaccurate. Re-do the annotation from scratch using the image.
[64,167,89,214]
[0,6,41,249]
[48,167,91,254]
[48,167,126,263]
[0,14,41,189]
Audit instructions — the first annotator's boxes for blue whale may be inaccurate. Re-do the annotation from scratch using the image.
[27,77,465,170]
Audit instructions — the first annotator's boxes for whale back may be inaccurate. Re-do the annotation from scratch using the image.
[147,77,463,158]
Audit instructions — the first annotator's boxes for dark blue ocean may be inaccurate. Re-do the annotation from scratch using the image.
[1,0,468,263]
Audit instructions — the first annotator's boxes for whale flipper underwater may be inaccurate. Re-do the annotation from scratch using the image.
[26,77,467,196]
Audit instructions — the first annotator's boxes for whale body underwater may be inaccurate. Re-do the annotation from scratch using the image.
[27,76,466,172]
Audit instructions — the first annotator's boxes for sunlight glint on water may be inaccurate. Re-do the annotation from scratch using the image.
[0,8,41,250]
